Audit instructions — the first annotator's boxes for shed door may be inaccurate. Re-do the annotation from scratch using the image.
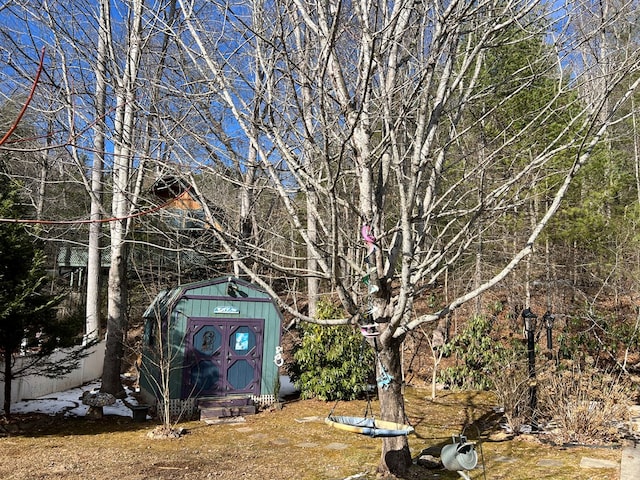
[183,318,263,398]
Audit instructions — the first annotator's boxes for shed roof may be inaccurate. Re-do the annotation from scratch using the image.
[142,288,181,321]
[142,276,278,321]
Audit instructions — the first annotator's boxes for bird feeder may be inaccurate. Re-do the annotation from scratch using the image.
[81,390,116,419]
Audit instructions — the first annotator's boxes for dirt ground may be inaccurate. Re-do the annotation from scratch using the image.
[0,388,623,480]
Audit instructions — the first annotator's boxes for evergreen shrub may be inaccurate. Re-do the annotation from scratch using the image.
[438,315,510,390]
[288,300,374,401]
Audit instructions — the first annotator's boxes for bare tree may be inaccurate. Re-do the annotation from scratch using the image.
[2,0,640,474]
[101,0,148,396]
[0,0,177,395]
[166,0,640,474]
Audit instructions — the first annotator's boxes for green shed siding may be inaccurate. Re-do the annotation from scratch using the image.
[140,277,283,403]
[167,310,188,397]
[260,320,280,395]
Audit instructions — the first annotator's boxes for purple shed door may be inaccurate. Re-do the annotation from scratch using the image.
[183,318,263,398]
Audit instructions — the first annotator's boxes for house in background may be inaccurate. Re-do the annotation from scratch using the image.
[56,246,111,289]
[56,174,225,287]
[139,276,283,420]
[149,175,222,233]
[132,175,225,285]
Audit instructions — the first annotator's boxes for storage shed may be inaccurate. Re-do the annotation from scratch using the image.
[139,277,283,414]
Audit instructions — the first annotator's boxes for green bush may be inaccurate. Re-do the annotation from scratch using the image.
[438,315,510,390]
[288,300,375,401]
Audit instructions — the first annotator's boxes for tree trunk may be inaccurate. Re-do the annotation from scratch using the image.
[102,240,128,396]
[237,154,256,277]
[85,167,103,341]
[376,337,412,476]
[86,0,108,341]
[101,0,143,396]
[3,349,11,417]
[307,189,319,319]
[633,97,640,206]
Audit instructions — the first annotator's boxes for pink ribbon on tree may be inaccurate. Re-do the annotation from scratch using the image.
[361,223,376,255]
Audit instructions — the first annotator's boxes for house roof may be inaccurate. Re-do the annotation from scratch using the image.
[148,175,225,231]
[150,175,193,201]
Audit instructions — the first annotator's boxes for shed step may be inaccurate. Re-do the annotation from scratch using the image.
[197,396,254,409]
[198,396,257,421]
[200,405,257,420]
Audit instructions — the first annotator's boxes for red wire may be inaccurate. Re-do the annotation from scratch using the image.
[0,47,45,147]
[0,191,192,225]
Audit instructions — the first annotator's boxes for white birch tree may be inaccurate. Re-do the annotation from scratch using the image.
[85,0,110,342]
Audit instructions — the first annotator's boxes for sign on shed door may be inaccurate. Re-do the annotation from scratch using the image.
[184,318,264,398]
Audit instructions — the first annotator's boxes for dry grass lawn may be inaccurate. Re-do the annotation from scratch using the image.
[0,388,622,480]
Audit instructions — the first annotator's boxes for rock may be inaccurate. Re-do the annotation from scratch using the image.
[147,425,186,439]
[416,454,442,469]
[579,457,618,469]
[81,391,116,419]
[85,406,104,419]
[81,391,116,407]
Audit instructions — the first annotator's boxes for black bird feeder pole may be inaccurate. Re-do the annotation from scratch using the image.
[522,308,538,429]
[543,311,555,350]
